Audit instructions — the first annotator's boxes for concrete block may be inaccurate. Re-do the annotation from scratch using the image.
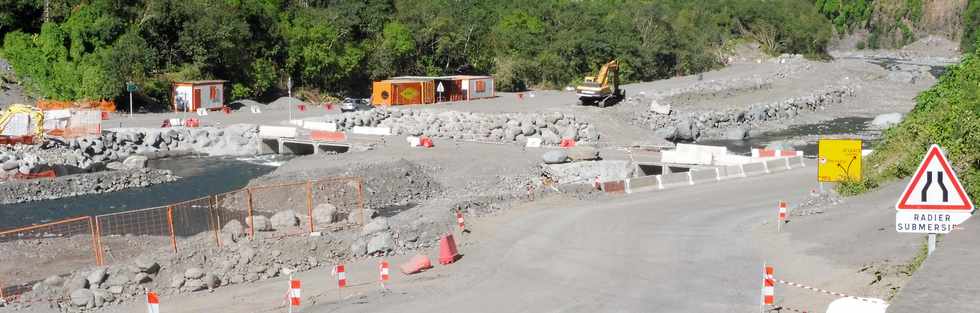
[742,162,766,176]
[765,158,788,173]
[258,126,297,138]
[690,168,719,183]
[660,173,690,188]
[304,121,337,132]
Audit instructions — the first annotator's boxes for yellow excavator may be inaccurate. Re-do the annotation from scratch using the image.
[0,104,45,140]
[575,60,624,107]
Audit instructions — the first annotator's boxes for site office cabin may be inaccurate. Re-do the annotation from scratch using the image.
[371,75,495,106]
[171,80,227,112]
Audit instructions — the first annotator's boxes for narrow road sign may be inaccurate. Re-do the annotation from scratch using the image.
[896,145,974,234]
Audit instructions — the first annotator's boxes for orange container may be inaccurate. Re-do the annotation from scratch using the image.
[371,80,435,106]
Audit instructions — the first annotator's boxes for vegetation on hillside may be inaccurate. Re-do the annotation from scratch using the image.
[839,41,980,200]
[0,0,832,110]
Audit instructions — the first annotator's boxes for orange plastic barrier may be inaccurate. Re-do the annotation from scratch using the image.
[0,136,34,145]
[559,138,576,148]
[37,100,115,112]
[310,131,347,142]
[14,170,56,180]
[400,254,433,274]
[419,136,434,148]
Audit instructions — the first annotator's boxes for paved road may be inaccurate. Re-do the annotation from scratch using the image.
[308,164,816,313]
[888,216,980,312]
[99,162,817,313]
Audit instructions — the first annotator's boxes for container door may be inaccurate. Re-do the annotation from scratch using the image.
[193,89,201,111]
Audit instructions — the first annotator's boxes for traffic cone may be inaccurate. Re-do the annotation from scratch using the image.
[438,233,460,265]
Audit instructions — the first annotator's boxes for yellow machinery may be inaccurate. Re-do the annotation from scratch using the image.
[575,60,624,107]
[0,104,44,140]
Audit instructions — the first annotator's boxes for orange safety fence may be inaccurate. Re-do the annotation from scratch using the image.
[170,196,220,253]
[0,216,100,303]
[36,100,116,112]
[213,188,253,245]
[43,109,103,139]
[311,177,366,230]
[0,176,364,305]
[94,206,173,266]
[248,181,313,239]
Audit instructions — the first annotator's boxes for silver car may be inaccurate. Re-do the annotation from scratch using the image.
[340,98,371,112]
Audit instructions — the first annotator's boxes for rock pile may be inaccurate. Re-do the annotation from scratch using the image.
[0,168,177,204]
[23,258,163,310]
[0,124,260,177]
[316,108,600,145]
[625,85,855,141]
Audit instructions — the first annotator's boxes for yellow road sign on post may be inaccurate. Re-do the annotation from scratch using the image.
[818,139,862,182]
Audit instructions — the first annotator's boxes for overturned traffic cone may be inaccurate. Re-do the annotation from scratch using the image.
[400,254,433,275]
[438,233,461,265]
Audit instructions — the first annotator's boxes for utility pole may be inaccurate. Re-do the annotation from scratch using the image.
[287,76,293,121]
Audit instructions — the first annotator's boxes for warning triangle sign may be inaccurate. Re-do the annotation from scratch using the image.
[896,145,974,211]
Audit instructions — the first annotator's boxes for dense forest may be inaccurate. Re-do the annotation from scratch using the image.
[0,0,917,110]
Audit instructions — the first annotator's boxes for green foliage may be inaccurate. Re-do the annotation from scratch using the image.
[849,50,980,202]
[814,0,873,33]
[961,1,980,52]
[3,0,837,103]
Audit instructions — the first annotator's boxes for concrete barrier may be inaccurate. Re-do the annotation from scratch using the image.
[628,175,660,190]
[742,162,767,176]
[723,165,744,178]
[660,173,690,188]
[352,126,391,136]
[690,168,719,183]
[258,125,297,138]
[765,158,789,173]
[304,121,337,132]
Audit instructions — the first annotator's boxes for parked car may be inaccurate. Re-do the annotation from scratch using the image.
[340,98,372,112]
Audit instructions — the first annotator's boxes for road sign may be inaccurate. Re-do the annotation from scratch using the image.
[126,82,138,92]
[817,139,862,182]
[437,82,445,93]
[895,144,974,234]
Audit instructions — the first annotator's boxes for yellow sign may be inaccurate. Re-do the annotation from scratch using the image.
[818,139,862,182]
[400,87,418,100]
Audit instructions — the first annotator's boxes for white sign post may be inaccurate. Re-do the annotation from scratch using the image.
[436,82,445,102]
[895,145,974,255]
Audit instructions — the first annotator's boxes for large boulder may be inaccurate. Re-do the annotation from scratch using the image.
[70,288,95,307]
[135,257,160,274]
[723,127,749,140]
[361,217,390,236]
[675,119,699,141]
[122,155,149,169]
[367,232,394,254]
[86,268,108,286]
[270,210,299,228]
[223,220,244,237]
[312,203,338,224]
[184,267,205,280]
[542,150,569,164]
[654,127,678,141]
[246,215,272,232]
[566,146,600,161]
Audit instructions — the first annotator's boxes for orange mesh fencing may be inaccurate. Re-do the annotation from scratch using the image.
[94,206,173,266]
[0,216,99,303]
[247,182,312,239]
[170,196,220,253]
[213,189,253,244]
[311,177,365,230]
[37,100,115,112]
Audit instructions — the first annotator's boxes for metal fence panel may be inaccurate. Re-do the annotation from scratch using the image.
[311,177,364,229]
[95,206,173,266]
[0,216,99,302]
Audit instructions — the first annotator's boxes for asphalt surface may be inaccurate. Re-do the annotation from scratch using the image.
[888,216,980,312]
[308,163,817,313]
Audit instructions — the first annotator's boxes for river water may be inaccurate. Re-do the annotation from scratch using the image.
[699,117,878,155]
[0,155,287,229]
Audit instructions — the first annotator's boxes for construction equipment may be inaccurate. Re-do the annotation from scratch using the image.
[0,104,44,143]
[575,60,624,107]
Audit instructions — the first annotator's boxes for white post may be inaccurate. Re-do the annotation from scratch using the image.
[819,182,825,193]
[928,233,936,255]
[762,161,770,174]
[687,171,694,185]
[656,175,663,190]
[129,91,133,118]
[715,168,721,181]
[287,76,293,122]
[785,157,791,170]
[288,273,293,313]
[740,163,747,178]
